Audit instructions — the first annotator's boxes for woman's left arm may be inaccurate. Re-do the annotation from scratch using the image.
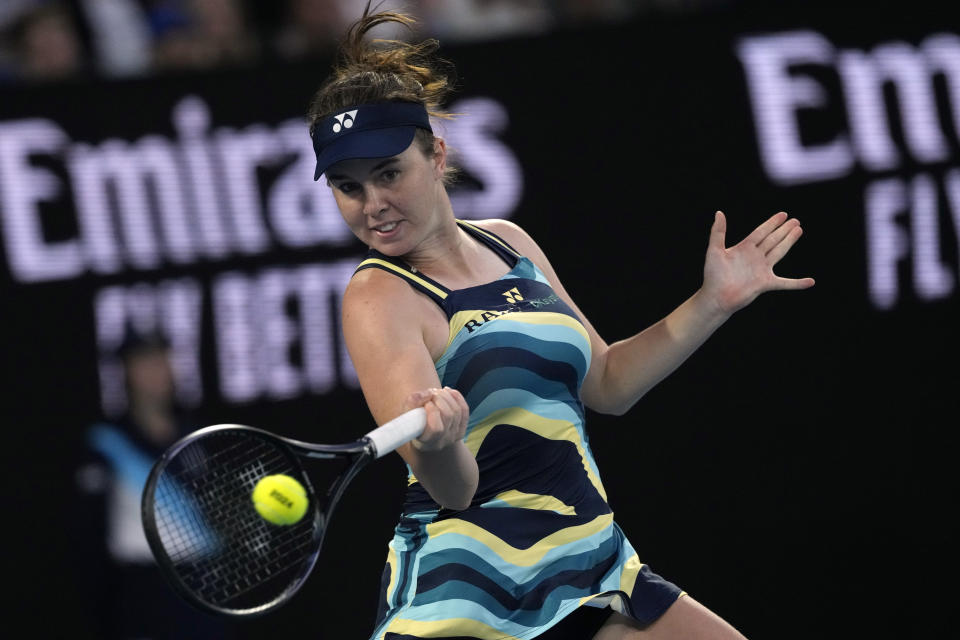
[483,211,815,416]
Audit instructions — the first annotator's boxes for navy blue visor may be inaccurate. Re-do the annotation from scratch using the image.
[311,102,433,180]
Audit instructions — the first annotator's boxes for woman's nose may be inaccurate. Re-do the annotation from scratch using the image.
[362,186,387,217]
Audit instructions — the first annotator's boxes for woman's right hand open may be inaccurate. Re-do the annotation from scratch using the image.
[405,386,470,452]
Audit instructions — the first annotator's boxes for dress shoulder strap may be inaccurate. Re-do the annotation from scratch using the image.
[455,219,522,266]
[353,251,450,308]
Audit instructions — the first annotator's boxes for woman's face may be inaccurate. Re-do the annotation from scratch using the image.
[326,138,447,256]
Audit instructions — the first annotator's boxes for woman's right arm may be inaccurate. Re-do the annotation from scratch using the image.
[341,269,478,511]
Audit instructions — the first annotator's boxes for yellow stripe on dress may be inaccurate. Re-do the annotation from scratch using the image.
[464,407,607,502]
[385,616,524,640]
[490,489,577,515]
[385,543,399,604]
[576,554,643,614]
[357,258,449,299]
[445,310,590,353]
[425,512,614,567]
[619,553,643,597]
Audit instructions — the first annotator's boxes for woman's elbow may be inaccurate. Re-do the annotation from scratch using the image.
[596,403,631,417]
[435,482,477,511]
[584,392,647,417]
[439,496,473,511]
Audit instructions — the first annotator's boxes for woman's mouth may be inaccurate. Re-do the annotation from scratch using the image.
[372,221,400,236]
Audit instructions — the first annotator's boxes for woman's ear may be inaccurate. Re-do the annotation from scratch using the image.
[433,137,448,178]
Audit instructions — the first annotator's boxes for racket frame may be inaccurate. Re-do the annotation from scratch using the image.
[142,425,371,617]
[141,407,425,617]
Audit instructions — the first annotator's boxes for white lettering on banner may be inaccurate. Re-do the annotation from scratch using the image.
[1,92,519,413]
[94,261,359,412]
[172,97,230,259]
[213,260,360,402]
[909,174,954,300]
[864,178,909,310]
[737,31,960,184]
[0,119,79,282]
[95,279,203,415]
[738,30,960,310]
[0,95,520,284]
[442,97,524,218]
[213,261,358,402]
[866,172,960,309]
[924,34,960,139]
[213,124,275,255]
[69,137,196,272]
[839,43,951,170]
[736,31,855,185]
[269,120,355,248]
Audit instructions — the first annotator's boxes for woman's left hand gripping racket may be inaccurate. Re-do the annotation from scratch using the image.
[140,407,426,617]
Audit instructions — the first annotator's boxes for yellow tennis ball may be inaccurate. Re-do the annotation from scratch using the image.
[251,474,308,525]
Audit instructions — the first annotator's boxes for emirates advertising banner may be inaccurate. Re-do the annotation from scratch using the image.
[2,3,955,638]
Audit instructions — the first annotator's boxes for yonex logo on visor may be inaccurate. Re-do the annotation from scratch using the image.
[311,101,433,181]
[332,110,358,133]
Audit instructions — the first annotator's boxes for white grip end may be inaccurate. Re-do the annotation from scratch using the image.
[364,407,427,459]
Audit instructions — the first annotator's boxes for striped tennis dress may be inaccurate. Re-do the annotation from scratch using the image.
[360,221,683,639]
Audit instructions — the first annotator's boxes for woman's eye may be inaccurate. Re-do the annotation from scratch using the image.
[381,169,400,182]
[337,182,359,194]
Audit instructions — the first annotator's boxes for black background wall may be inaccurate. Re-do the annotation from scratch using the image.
[2,2,956,638]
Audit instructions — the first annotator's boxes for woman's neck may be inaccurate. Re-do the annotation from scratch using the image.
[404,217,510,289]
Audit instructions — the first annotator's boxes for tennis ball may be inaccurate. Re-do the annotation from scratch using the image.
[251,474,308,525]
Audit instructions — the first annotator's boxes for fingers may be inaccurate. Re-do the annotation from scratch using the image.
[763,220,803,264]
[745,211,789,246]
[427,388,459,429]
[740,210,810,269]
[709,210,727,249]
[761,218,815,289]
[452,388,470,427]
[774,275,816,290]
[404,389,434,411]
[757,218,803,264]
[410,386,469,451]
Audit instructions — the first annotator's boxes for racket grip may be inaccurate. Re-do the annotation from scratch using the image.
[364,407,427,459]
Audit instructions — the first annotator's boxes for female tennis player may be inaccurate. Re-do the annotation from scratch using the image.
[308,5,814,639]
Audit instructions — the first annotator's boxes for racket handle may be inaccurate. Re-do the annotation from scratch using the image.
[364,407,427,459]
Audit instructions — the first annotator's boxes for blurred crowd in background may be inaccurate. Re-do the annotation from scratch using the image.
[0,0,737,84]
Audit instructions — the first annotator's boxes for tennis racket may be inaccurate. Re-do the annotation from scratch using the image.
[140,407,426,618]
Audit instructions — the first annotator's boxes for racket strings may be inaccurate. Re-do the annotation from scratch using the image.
[151,432,320,609]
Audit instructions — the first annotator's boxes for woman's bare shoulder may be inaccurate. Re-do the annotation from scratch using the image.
[343,264,426,326]
[468,218,538,254]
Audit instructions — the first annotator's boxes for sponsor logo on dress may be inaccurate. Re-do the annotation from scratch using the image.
[502,287,523,303]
